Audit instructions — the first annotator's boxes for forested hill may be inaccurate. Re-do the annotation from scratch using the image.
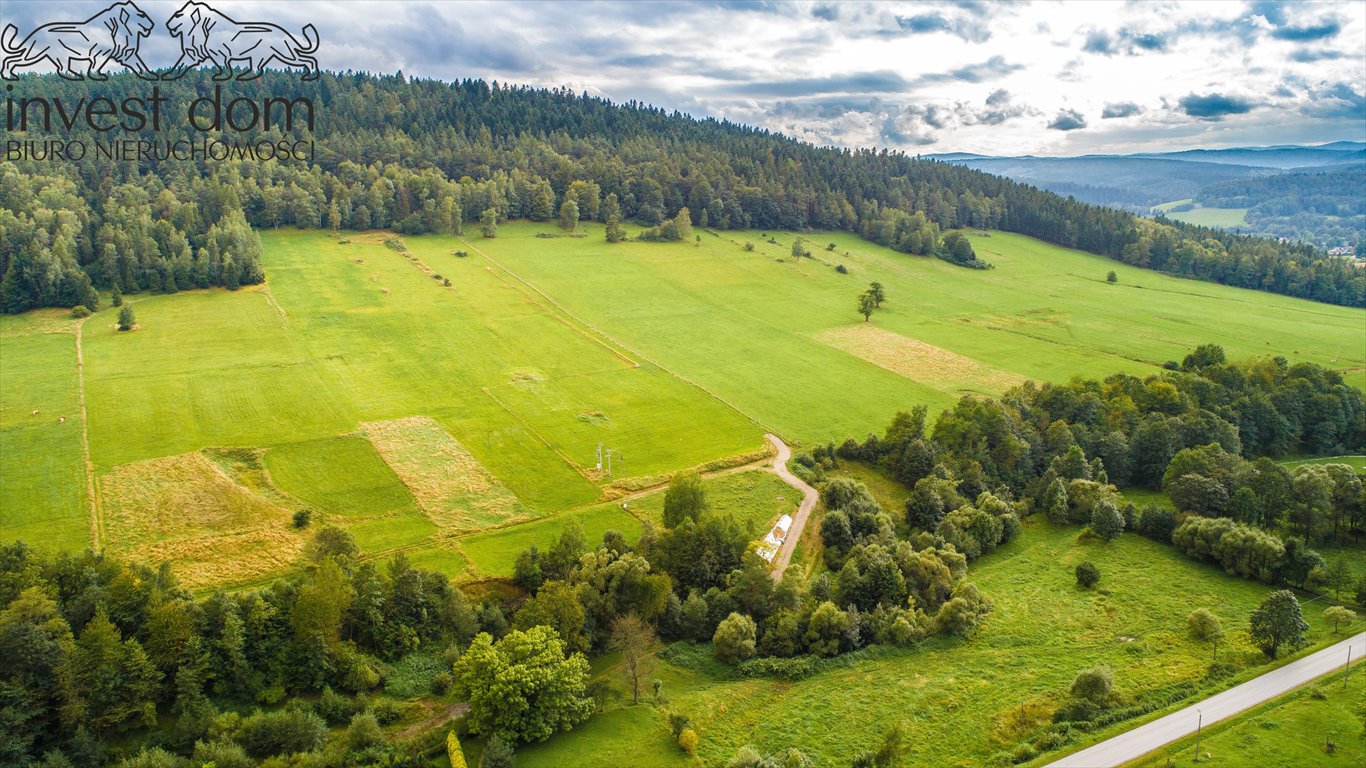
[2,70,1363,312]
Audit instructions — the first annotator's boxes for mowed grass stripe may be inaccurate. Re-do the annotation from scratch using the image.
[0,331,89,549]
[100,450,306,589]
[362,416,528,532]
[813,323,1027,396]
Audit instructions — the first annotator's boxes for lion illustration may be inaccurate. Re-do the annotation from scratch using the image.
[162,1,319,81]
[1,1,156,80]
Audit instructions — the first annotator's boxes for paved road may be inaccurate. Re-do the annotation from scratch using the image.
[765,434,819,581]
[1047,631,1366,767]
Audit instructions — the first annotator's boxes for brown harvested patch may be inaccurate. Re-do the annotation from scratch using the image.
[813,324,1026,394]
[363,417,526,532]
[100,451,304,589]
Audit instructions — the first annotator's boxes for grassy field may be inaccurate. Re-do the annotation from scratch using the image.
[0,325,87,549]
[1153,200,1252,229]
[1129,673,1364,767]
[516,514,1361,767]
[2,224,1361,588]
[448,223,1362,445]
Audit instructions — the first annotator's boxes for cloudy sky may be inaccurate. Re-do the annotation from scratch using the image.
[4,0,1364,155]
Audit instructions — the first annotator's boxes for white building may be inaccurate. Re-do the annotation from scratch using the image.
[757,514,795,562]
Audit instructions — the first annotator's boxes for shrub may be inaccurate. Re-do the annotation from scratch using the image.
[71,305,91,318]
[736,655,817,680]
[1106,270,1117,283]
[480,735,514,768]
[836,264,848,274]
[678,727,698,755]
[292,509,312,529]
[743,242,755,251]
[447,731,468,768]
[431,671,453,695]
[1187,608,1223,641]
[345,711,384,750]
[315,685,360,726]
[1075,561,1100,588]
[1134,505,1177,542]
[238,708,328,758]
[713,613,757,664]
[1069,666,1113,704]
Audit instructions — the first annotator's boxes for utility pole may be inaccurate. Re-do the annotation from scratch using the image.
[596,443,603,472]
[1192,709,1203,763]
[1345,643,1353,686]
[606,448,613,477]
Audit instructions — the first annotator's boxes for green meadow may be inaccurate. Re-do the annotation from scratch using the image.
[511,515,1361,768]
[1,223,1361,587]
[1154,200,1251,229]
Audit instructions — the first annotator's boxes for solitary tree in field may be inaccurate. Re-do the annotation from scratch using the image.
[117,305,135,331]
[868,281,886,307]
[791,237,808,258]
[1070,666,1113,704]
[605,216,626,243]
[480,208,499,238]
[1075,561,1100,588]
[1249,590,1308,659]
[858,291,877,322]
[559,199,579,231]
[673,208,694,241]
[1187,608,1223,661]
[1323,605,1356,633]
[1106,270,1117,283]
[609,614,655,704]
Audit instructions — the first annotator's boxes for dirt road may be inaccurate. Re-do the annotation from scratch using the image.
[766,434,819,581]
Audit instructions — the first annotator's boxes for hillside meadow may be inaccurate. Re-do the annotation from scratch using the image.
[1,223,1361,589]
[497,513,1360,767]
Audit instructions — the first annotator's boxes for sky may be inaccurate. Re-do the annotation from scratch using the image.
[3,0,1364,156]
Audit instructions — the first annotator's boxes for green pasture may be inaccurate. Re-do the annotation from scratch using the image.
[445,223,1363,446]
[263,435,419,518]
[2,224,1363,589]
[1154,200,1252,229]
[0,326,88,549]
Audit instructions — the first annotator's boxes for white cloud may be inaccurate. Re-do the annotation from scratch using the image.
[2,0,1362,154]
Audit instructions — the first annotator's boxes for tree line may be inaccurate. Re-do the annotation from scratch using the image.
[2,70,1362,314]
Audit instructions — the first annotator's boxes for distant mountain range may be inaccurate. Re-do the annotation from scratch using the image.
[927,143,1366,249]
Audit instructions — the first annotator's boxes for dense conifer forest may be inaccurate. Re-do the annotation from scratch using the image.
[3,70,1363,313]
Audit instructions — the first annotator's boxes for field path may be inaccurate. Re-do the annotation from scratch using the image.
[1046,631,1366,767]
[74,319,103,552]
[766,434,818,581]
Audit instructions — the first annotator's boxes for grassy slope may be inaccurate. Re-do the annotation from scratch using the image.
[1129,673,1364,767]
[1154,200,1251,229]
[0,323,87,549]
[521,516,1359,767]
[3,225,1362,584]
[449,223,1362,446]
